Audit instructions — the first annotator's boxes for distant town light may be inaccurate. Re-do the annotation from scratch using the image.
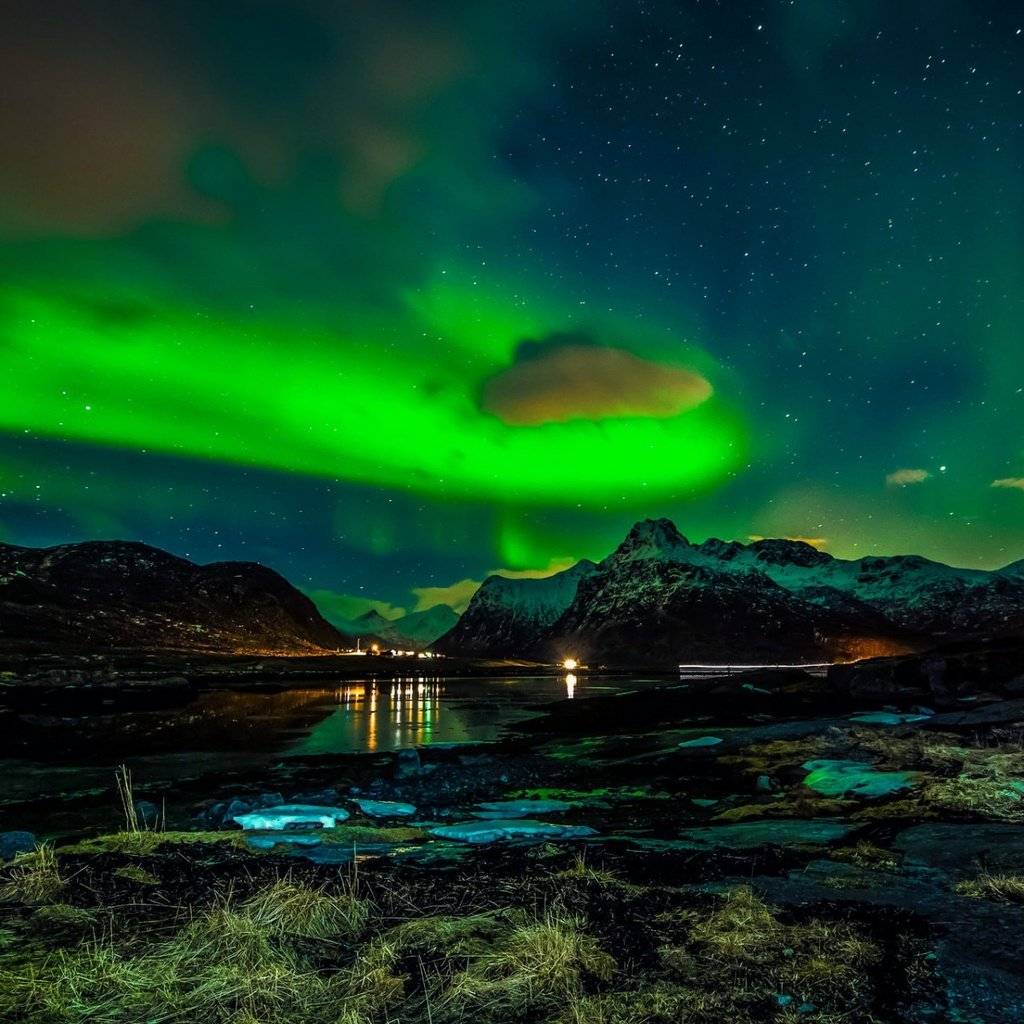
[563,657,578,670]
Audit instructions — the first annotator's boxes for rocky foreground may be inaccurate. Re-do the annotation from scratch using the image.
[4,661,1024,1023]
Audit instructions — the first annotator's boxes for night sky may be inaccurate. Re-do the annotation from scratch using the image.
[1,0,1022,622]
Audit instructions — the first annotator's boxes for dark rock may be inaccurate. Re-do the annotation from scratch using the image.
[928,698,1024,729]
[251,792,286,809]
[892,823,1024,877]
[292,788,339,805]
[831,638,1024,705]
[133,801,161,828]
[1004,675,1024,697]
[0,831,36,860]
[392,748,423,781]
[224,799,250,823]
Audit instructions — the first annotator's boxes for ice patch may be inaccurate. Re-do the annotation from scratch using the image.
[849,712,931,726]
[233,804,350,831]
[678,735,723,748]
[429,819,598,844]
[354,800,417,818]
[473,799,573,819]
[802,759,916,799]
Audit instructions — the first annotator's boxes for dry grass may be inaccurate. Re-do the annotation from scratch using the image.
[0,868,619,1024]
[856,731,1024,821]
[954,873,1024,904]
[0,843,927,1024]
[713,795,850,823]
[243,879,368,940]
[440,910,615,1019]
[0,844,64,905]
[113,865,161,885]
[646,886,882,1022]
[721,732,847,774]
[557,852,618,884]
[0,876,377,1024]
[830,841,902,870]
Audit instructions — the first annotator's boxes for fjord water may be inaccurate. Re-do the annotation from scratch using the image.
[0,674,635,837]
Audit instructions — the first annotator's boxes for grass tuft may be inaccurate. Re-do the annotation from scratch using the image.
[0,844,64,905]
[243,879,369,940]
[954,873,1024,904]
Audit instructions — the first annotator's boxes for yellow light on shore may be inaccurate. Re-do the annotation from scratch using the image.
[563,657,578,670]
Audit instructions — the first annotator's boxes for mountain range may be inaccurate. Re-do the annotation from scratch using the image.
[328,605,459,649]
[435,519,1024,665]
[3,524,1022,667]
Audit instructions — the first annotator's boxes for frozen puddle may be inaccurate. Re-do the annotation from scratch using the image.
[430,819,598,844]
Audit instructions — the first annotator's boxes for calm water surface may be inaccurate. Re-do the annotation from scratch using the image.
[0,673,651,834]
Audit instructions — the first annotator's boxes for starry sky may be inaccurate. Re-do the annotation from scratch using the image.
[1,0,1022,622]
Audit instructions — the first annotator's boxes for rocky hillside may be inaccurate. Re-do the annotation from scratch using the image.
[0,540,348,655]
[436,560,597,657]
[438,519,1024,665]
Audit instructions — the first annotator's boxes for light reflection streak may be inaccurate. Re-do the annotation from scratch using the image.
[335,679,445,752]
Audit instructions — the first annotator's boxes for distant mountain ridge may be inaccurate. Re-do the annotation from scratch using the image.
[0,540,347,654]
[338,605,459,649]
[436,519,1024,665]
[437,561,598,657]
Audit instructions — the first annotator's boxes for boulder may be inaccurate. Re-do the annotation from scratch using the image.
[0,831,36,860]
[392,748,423,781]
[133,801,161,828]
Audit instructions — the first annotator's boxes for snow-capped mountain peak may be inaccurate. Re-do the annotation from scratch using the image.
[605,518,691,564]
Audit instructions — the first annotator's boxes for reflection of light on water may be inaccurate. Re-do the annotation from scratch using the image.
[331,679,444,752]
[565,673,577,699]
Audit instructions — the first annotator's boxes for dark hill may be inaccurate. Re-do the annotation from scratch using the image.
[0,540,346,655]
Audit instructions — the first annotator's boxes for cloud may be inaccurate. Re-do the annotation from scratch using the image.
[303,588,406,625]
[412,578,482,614]
[488,557,579,579]
[886,468,931,486]
[992,478,1024,490]
[410,558,580,614]
[0,0,591,231]
[481,340,712,426]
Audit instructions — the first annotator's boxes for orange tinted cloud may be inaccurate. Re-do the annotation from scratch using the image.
[886,468,931,486]
[412,578,481,614]
[482,345,712,426]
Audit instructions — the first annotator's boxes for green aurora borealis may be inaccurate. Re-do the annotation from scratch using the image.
[1,0,1022,619]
